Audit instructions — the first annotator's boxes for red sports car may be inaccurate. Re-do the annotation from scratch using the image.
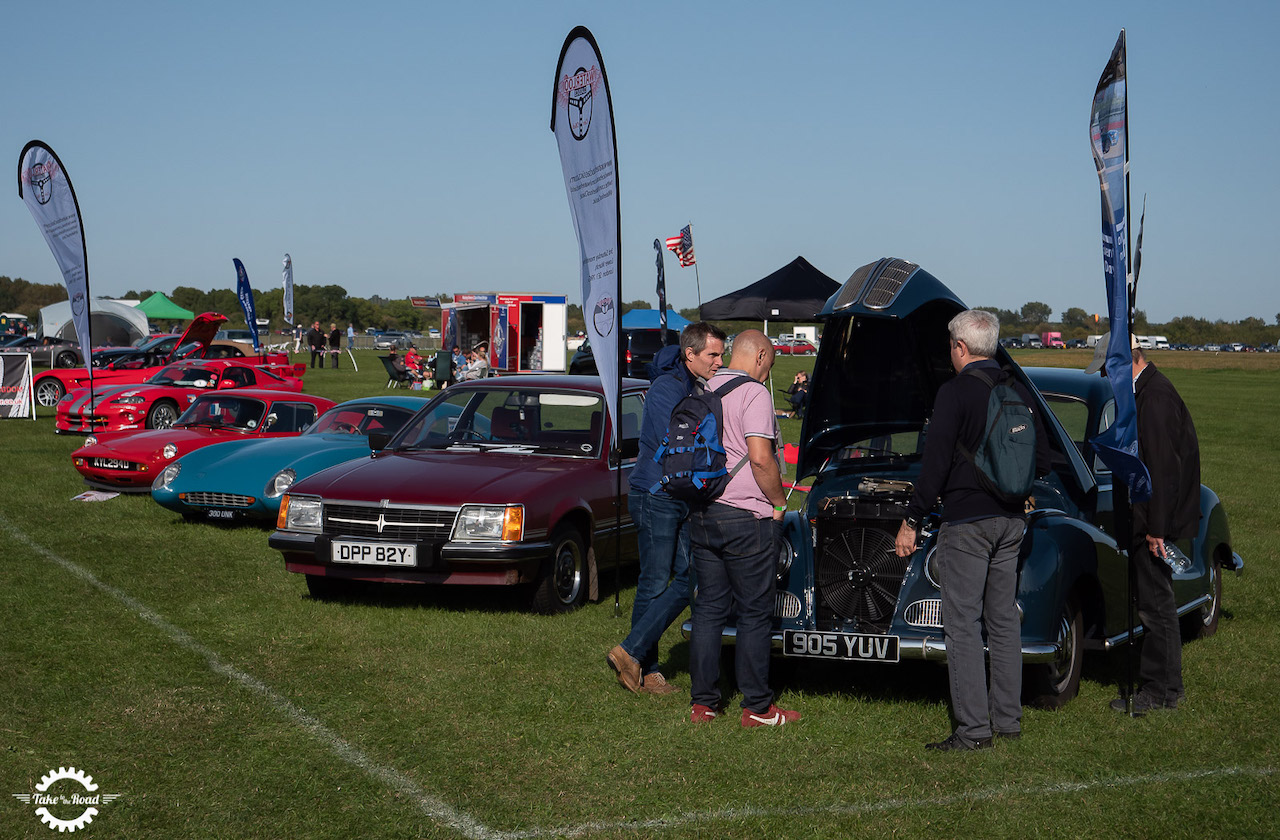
[56,359,305,434]
[71,390,335,492]
[34,312,297,408]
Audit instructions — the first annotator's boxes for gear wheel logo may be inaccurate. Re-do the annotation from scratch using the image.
[12,766,123,833]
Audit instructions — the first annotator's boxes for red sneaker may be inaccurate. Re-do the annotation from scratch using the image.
[690,704,719,723]
[741,704,801,727]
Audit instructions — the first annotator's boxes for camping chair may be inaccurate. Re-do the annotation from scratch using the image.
[379,355,414,389]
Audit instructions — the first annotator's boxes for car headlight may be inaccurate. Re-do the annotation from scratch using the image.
[59,393,75,403]
[280,495,323,533]
[453,504,523,541]
[264,468,296,499]
[84,435,98,447]
[113,395,145,404]
[923,545,941,590]
[153,462,181,492]
[162,443,179,460]
[776,535,794,580]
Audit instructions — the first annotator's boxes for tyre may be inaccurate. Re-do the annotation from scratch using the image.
[1023,596,1083,710]
[530,525,588,614]
[1182,558,1221,640]
[55,350,79,368]
[146,399,179,429]
[35,377,65,407]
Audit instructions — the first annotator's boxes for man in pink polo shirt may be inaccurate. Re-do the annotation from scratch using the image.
[688,329,800,727]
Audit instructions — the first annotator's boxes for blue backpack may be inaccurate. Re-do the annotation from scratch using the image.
[958,367,1038,506]
[649,376,753,504]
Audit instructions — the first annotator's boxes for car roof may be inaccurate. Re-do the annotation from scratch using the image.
[449,374,649,393]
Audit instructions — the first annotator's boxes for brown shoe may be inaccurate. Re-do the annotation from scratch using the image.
[607,645,641,693]
[639,672,680,695]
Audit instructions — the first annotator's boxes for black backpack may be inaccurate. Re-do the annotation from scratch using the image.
[957,367,1037,506]
[649,376,753,504]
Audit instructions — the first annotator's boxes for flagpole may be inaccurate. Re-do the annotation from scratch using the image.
[689,221,702,306]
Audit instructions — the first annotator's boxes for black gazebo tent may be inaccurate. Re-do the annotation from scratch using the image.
[699,256,839,326]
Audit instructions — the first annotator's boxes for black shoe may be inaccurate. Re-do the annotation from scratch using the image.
[1109,690,1176,713]
[993,730,1022,741]
[925,732,993,751]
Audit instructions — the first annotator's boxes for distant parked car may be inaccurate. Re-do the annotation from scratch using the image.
[1065,338,1087,349]
[569,327,680,378]
[374,331,412,350]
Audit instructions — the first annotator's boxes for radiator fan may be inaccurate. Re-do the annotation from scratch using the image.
[816,526,907,626]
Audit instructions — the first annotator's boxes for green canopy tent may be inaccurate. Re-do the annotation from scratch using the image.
[135,292,195,321]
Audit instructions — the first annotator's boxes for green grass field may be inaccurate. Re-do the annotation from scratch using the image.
[1,348,1276,839]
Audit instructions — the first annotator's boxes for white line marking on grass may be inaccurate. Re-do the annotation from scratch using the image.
[3,517,498,840]
[501,765,1277,839]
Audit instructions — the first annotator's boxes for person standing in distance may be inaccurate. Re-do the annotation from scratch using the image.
[328,323,342,369]
[894,309,1049,751]
[307,321,325,369]
[608,322,726,695]
[688,329,799,727]
[1085,337,1201,713]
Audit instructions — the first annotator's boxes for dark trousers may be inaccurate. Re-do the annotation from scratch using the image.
[310,348,323,368]
[1133,540,1183,702]
[622,490,692,675]
[689,504,777,713]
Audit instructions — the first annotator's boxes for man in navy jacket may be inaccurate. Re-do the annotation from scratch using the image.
[608,322,726,695]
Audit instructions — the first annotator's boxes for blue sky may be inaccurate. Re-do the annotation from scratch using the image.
[3,1,1276,323]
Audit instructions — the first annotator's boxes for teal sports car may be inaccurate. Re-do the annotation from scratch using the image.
[151,395,428,524]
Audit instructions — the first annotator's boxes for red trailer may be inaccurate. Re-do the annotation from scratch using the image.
[443,293,568,373]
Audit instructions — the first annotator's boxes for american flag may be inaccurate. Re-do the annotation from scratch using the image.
[664,225,696,267]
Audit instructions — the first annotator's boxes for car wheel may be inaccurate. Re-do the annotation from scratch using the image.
[146,399,179,429]
[35,377,65,407]
[531,525,588,614]
[55,350,79,367]
[1183,558,1222,639]
[1023,596,1083,710]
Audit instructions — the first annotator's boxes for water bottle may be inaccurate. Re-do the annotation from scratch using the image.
[1162,542,1192,573]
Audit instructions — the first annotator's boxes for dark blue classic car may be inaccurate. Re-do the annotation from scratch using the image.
[716,258,1242,708]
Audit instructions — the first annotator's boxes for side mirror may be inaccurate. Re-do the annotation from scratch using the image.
[262,412,278,430]
[368,432,390,453]
[217,379,238,389]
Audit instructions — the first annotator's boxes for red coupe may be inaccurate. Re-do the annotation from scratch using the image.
[56,359,305,434]
[71,390,335,492]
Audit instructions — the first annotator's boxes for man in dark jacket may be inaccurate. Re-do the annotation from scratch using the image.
[607,322,725,695]
[327,323,342,369]
[306,321,325,369]
[1094,343,1200,712]
[895,309,1051,750]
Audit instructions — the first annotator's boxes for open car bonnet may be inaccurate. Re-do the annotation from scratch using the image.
[166,312,227,361]
[798,258,1001,479]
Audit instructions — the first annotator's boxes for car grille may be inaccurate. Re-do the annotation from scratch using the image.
[183,491,255,508]
[322,503,458,541]
[815,518,908,633]
[904,599,943,628]
[775,590,802,620]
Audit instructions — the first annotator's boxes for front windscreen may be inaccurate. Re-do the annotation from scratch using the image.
[306,404,418,438]
[177,396,268,430]
[392,388,605,456]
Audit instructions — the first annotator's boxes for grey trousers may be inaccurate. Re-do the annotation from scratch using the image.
[937,516,1025,741]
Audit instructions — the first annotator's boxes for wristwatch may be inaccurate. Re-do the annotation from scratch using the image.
[903,515,920,530]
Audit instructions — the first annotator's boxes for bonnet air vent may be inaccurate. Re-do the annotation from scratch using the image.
[832,261,880,311]
[861,259,918,309]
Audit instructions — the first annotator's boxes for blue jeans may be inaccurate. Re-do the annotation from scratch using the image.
[689,504,777,713]
[937,516,1025,741]
[621,490,692,675]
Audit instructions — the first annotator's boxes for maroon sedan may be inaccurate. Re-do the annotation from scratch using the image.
[270,375,647,613]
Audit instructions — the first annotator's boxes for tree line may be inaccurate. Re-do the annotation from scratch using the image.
[3,276,1276,345]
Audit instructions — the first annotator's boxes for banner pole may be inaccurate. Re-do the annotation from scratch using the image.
[690,222,702,306]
